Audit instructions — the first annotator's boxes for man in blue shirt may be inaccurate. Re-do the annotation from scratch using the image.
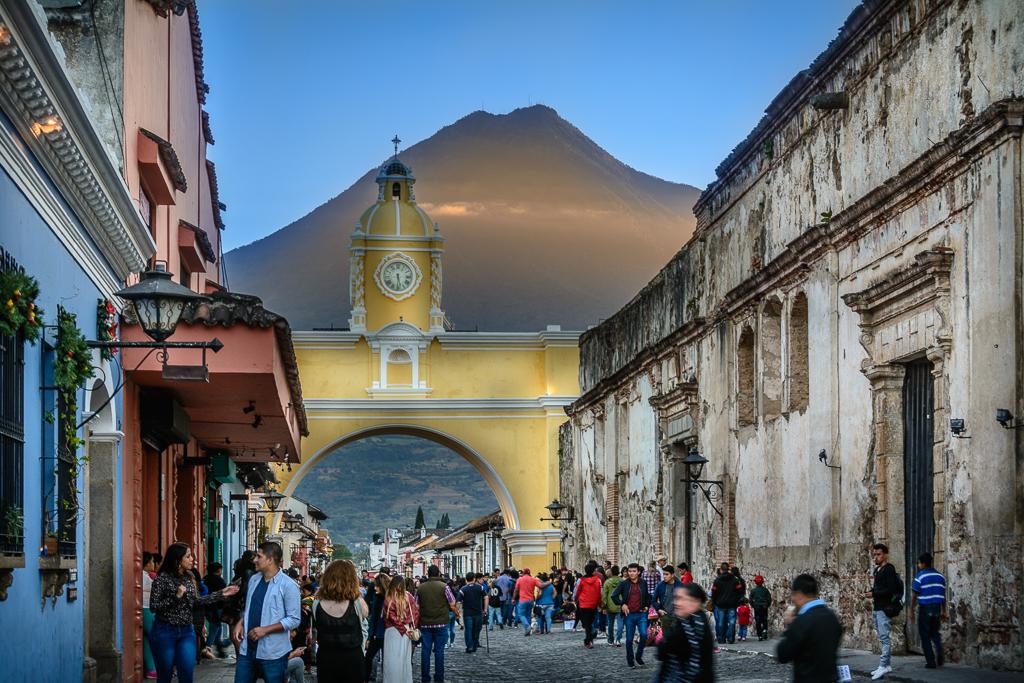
[496,570,515,627]
[233,542,302,683]
[911,552,947,669]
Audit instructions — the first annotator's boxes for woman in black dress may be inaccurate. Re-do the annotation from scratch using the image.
[312,559,368,683]
[657,582,715,683]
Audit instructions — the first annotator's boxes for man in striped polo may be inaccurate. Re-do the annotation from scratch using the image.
[910,552,947,669]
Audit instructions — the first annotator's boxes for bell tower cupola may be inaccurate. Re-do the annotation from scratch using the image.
[347,136,446,335]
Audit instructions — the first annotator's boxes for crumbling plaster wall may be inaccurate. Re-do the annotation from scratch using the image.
[565,0,1023,669]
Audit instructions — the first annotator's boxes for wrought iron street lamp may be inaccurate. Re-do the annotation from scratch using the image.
[540,499,575,522]
[680,446,725,517]
[116,264,206,342]
[263,491,285,513]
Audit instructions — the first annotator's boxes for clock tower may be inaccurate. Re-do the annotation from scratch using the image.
[348,143,445,335]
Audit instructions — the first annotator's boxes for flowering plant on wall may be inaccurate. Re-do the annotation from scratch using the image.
[0,270,44,343]
[96,299,118,360]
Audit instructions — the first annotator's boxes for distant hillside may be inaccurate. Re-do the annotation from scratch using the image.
[225,105,700,332]
[293,436,498,548]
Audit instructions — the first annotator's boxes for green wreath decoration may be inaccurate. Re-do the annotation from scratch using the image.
[0,270,44,343]
[54,312,95,392]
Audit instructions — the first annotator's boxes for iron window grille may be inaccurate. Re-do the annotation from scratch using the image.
[0,250,25,556]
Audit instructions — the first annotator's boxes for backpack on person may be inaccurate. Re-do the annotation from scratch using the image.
[883,572,905,617]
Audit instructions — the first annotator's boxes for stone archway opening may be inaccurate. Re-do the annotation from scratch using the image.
[276,424,521,534]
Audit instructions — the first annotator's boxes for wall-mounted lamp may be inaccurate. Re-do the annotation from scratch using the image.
[243,401,256,414]
[818,449,841,469]
[540,499,575,523]
[680,446,724,517]
[996,409,1024,430]
[252,414,264,429]
[950,419,970,438]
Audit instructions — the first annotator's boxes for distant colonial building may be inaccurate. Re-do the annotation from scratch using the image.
[561,0,1023,671]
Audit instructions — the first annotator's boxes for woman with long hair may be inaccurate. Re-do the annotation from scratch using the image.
[381,573,419,683]
[364,573,391,683]
[148,543,238,683]
[657,582,714,683]
[312,560,368,683]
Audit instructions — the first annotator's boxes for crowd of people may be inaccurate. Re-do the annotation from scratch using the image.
[137,542,948,683]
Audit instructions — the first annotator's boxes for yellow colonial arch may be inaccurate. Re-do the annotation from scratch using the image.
[270,150,580,570]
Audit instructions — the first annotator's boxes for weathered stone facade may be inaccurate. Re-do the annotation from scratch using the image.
[562,0,1024,671]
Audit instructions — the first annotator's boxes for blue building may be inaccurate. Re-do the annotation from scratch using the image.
[0,3,154,681]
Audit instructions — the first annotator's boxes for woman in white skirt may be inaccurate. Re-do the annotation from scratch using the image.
[382,576,419,683]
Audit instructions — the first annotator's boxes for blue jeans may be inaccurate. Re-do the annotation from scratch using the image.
[623,612,648,664]
[488,605,503,629]
[420,627,446,682]
[464,614,483,651]
[503,599,515,626]
[234,649,289,683]
[150,620,197,683]
[205,610,228,649]
[714,606,737,643]
[515,600,534,630]
[918,604,943,667]
[447,612,457,645]
[538,604,554,633]
[872,610,892,667]
[607,612,624,643]
[596,609,607,633]
[738,624,748,639]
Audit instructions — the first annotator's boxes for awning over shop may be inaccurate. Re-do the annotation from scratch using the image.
[121,291,308,463]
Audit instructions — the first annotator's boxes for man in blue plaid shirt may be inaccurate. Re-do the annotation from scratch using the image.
[910,552,947,669]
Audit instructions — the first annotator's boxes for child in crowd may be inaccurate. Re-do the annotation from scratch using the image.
[736,598,752,641]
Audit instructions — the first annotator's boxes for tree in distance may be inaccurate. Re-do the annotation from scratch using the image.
[372,533,381,544]
[332,544,353,561]
[414,506,426,529]
[354,547,370,569]
[435,512,450,529]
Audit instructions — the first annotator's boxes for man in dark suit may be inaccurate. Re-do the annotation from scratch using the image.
[777,573,843,683]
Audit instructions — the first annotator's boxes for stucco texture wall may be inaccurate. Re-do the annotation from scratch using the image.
[563,0,1024,670]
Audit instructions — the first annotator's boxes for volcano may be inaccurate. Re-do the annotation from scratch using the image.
[225,105,700,332]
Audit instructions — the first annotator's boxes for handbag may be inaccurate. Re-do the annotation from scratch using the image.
[407,627,422,642]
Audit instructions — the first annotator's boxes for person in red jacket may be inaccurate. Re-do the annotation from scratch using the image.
[573,561,604,648]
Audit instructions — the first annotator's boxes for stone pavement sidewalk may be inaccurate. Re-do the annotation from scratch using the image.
[718,638,1022,683]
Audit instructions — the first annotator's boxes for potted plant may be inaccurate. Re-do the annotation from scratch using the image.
[43,532,59,556]
[3,506,23,541]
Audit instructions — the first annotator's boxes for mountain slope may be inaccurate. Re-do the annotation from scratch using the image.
[226,105,700,332]
[292,436,498,548]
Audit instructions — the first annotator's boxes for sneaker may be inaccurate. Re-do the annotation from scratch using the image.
[636,657,645,667]
[627,662,636,670]
[499,624,504,630]
[616,641,622,647]
[525,626,532,636]
[871,665,892,680]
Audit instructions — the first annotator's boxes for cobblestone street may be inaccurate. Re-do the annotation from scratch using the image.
[192,625,871,683]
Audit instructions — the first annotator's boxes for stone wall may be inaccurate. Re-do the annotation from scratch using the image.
[563,0,1023,670]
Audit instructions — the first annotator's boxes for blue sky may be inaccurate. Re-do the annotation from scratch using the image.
[202,1,859,251]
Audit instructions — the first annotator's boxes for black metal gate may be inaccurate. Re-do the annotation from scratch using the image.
[903,359,935,652]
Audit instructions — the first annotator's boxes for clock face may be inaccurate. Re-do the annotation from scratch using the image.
[382,260,414,293]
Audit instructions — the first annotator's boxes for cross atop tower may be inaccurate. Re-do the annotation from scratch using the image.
[391,135,401,157]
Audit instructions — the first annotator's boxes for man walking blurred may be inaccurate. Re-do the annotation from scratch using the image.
[777,573,843,683]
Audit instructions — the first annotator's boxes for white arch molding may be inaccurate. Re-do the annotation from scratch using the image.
[275,423,521,533]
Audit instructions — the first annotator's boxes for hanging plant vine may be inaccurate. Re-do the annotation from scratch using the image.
[0,269,44,343]
[50,310,96,527]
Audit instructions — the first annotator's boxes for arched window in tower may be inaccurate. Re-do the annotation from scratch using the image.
[789,292,809,412]
[392,183,401,200]
[386,348,413,387]
[760,298,783,419]
[737,326,755,427]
